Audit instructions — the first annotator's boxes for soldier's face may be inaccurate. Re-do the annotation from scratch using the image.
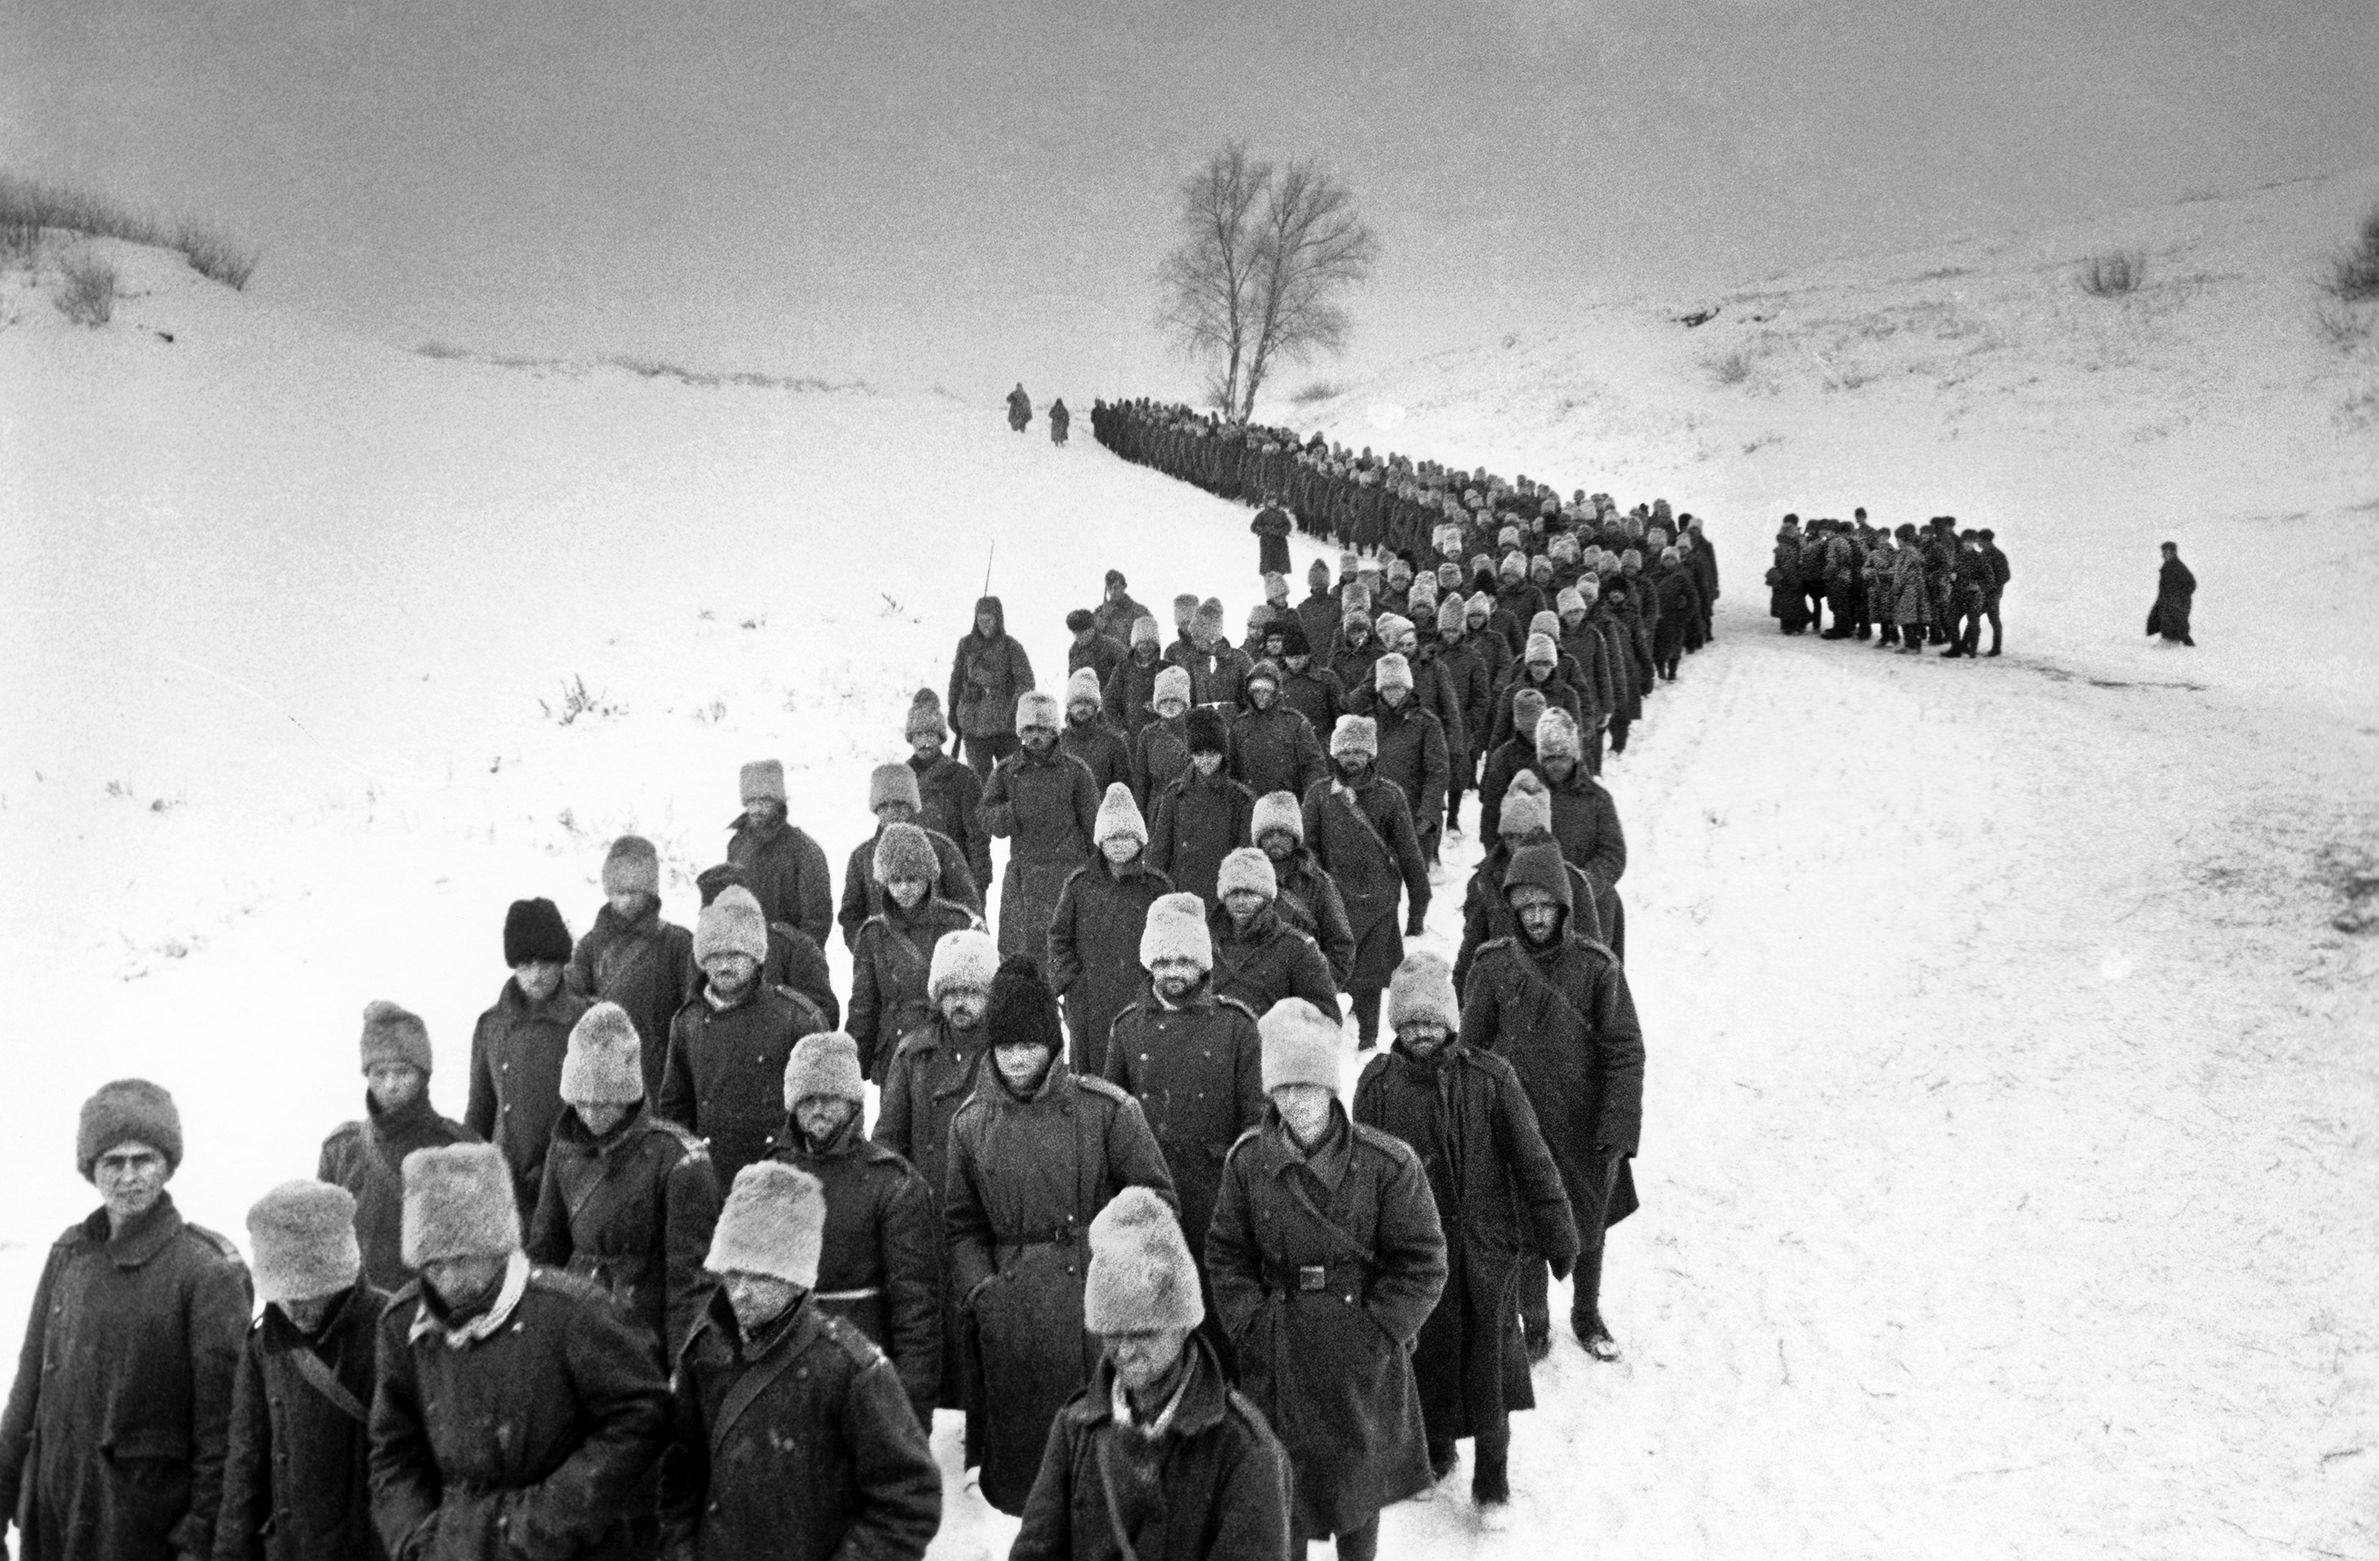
[1399,1023,1451,1057]
[704,954,760,997]
[573,1102,633,1136]
[744,797,784,829]
[722,1271,803,1333]
[1155,698,1188,722]
[1259,831,1296,862]
[1190,752,1224,778]
[976,611,998,637]
[367,1063,425,1113]
[1150,956,1203,998]
[876,799,917,827]
[909,733,943,762]
[1222,890,1266,926]
[794,1096,857,1143]
[606,889,651,921]
[94,1144,169,1224]
[1020,727,1057,755]
[1511,892,1562,944]
[939,988,989,1030]
[1068,698,1100,726]
[1270,1084,1335,1145]
[1249,681,1277,710]
[423,1255,508,1311]
[1282,655,1310,674]
[1105,1327,1192,1394]
[512,961,565,1002]
[994,1042,1053,1091]
[1100,835,1142,866]
[886,876,930,910]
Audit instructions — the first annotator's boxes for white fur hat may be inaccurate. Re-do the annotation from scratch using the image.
[1015,690,1062,736]
[928,927,1000,1001]
[401,1144,522,1268]
[559,1002,645,1105]
[1499,769,1554,837]
[1251,790,1303,846]
[695,886,769,966]
[1524,632,1559,665]
[1153,666,1192,708]
[1330,714,1378,760]
[1259,998,1341,1094]
[705,1161,824,1289]
[1139,891,1213,970]
[1083,1187,1204,1334]
[782,1031,864,1109]
[1066,667,1104,707]
[247,1180,362,1305]
[1535,708,1582,761]
[1216,847,1277,902]
[1386,951,1461,1036]
[1373,653,1414,693]
[1094,782,1148,847]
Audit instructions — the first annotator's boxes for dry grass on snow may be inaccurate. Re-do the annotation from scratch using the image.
[0,172,258,290]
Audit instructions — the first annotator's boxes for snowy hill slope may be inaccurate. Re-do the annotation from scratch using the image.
[4,194,2376,1561]
[1268,167,2379,723]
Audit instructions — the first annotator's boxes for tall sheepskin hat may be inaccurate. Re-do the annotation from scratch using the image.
[1524,632,1559,666]
[1066,667,1104,708]
[1259,998,1341,1094]
[1172,592,1201,628]
[868,763,922,814]
[872,821,939,886]
[1094,782,1148,848]
[1436,597,1467,635]
[928,927,1000,1001]
[1152,666,1193,709]
[503,897,573,967]
[1015,690,1062,736]
[1139,891,1214,970]
[985,954,1065,1055]
[1083,1186,1205,1334]
[1251,790,1304,846]
[1130,615,1161,649]
[77,1079,183,1180]
[1185,706,1231,756]
[1535,708,1583,761]
[401,1143,521,1268]
[739,759,787,804]
[360,999,434,1075]
[1192,598,1227,642]
[705,1161,824,1289]
[783,1031,864,1109]
[1529,610,1561,640]
[1373,652,1414,694]
[1555,587,1586,615]
[1499,769,1553,838]
[1308,558,1332,589]
[1511,687,1548,734]
[694,885,769,966]
[1217,847,1277,903]
[904,688,947,739]
[247,1180,362,1305]
[560,1001,645,1105]
[1330,714,1378,760]
[601,835,661,898]
[1386,951,1462,1036]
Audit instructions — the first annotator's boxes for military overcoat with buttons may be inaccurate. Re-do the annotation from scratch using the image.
[1098,982,1266,1252]
[464,978,594,1217]
[213,1280,393,1561]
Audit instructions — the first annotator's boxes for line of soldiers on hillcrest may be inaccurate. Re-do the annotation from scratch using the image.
[4,562,1652,1559]
[1766,509,2013,657]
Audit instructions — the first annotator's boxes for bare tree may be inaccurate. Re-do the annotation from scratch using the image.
[1158,145,1378,419]
[1238,156,1378,420]
[1157,143,1268,415]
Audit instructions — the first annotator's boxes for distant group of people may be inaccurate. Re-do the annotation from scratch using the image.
[1765,511,2012,657]
[1006,383,1069,445]
[5,402,1680,1561]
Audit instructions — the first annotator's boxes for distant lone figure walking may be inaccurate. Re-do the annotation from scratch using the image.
[2147,541,2196,647]
[1048,398,1069,444]
[1007,383,1033,433]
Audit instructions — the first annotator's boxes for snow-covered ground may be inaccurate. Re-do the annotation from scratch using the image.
[3,166,2375,1559]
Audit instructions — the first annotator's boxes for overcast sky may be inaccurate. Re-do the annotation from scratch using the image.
[8,0,2376,401]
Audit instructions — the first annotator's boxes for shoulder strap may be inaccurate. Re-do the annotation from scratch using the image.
[712,1333,808,1454]
[1502,936,1596,1038]
[287,1344,368,1425]
[1279,1165,1375,1270]
[1093,1434,1147,1561]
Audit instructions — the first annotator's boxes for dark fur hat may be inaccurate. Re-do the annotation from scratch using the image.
[984,954,1064,1056]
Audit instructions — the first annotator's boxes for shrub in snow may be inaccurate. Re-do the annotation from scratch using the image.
[2322,205,2379,303]
[57,252,115,326]
[0,173,257,289]
[2078,249,2147,298]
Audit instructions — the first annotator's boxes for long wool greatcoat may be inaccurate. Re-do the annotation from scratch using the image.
[368,1262,670,1561]
[1045,855,1175,1075]
[1100,984,1267,1255]
[660,1295,941,1561]
[943,1063,1176,1516]
[319,1092,480,1294]
[214,1281,393,1561]
[847,895,982,1080]
[1228,702,1328,804]
[872,1014,990,1411]
[657,984,823,1190]
[1205,1106,1447,1539]
[1205,903,1337,1021]
[567,901,697,1101]
[1458,917,1645,1242]
[1008,1335,1292,1561]
[910,751,992,888]
[1300,773,1429,992]
[767,1115,943,1430]
[0,1197,252,1561]
[948,597,1036,741]
[1147,769,1256,908]
[465,979,593,1217]
[724,815,836,949]
[981,744,1101,964]
[2152,555,2197,642]
[1269,849,1358,988]
[526,1105,722,1366]
[1355,1043,1578,1442]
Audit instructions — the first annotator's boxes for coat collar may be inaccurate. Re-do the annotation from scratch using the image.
[1069,1333,1231,1440]
[261,1281,370,1355]
[1261,1100,1353,1190]
[84,1193,184,1269]
[410,1250,530,1349]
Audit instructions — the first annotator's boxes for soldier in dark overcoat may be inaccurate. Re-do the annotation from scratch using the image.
[983,692,1100,964]
[943,958,1176,1515]
[836,765,979,948]
[1045,785,1176,1075]
[320,1000,479,1292]
[465,897,592,1219]
[1147,709,1255,907]
[567,835,696,1099]
[1205,851,1338,1019]
[846,822,984,1080]
[658,888,825,1188]
[725,759,836,947]
[1205,1000,1447,1561]
[1300,717,1428,1049]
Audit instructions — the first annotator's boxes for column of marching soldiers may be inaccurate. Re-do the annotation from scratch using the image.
[0,403,1705,1561]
